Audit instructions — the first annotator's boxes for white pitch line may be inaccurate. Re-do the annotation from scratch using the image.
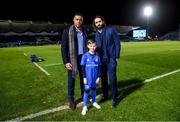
[6,105,69,122]
[22,53,50,76]
[118,68,180,91]
[6,68,180,121]
[41,63,63,67]
[144,69,180,83]
[23,53,27,57]
[33,62,50,76]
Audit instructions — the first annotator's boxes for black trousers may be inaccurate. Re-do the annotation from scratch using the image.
[101,58,118,102]
[67,55,84,101]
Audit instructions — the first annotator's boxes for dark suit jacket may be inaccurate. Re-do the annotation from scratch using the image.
[95,26,121,60]
[61,25,88,64]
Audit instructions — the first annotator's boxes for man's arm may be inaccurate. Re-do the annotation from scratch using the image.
[112,28,121,59]
[61,29,69,64]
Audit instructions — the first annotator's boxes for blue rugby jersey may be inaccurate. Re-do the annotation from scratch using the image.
[81,51,101,88]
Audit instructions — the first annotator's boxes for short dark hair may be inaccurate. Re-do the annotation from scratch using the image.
[74,13,83,18]
[87,39,96,45]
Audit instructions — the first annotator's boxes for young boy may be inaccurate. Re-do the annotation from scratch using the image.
[80,39,101,115]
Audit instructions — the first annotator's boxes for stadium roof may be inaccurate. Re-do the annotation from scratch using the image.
[0,20,66,33]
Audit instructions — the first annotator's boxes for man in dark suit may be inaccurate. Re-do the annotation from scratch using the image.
[93,15,121,107]
[61,13,87,110]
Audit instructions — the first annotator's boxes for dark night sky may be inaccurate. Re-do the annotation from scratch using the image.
[0,0,179,36]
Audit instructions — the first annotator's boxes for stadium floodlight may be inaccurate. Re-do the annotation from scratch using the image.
[144,6,152,39]
[144,6,152,16]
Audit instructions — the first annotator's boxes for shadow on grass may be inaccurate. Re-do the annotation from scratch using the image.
[96,78,144,106]
[116,78,144,105]
[75,78,144,109]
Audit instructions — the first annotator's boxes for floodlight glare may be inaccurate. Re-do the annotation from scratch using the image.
[144,6,152,16]
[143,6,153,39]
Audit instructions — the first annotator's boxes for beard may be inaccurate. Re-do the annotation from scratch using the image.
[96,24,105,30]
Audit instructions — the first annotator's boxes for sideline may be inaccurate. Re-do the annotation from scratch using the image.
[33,62,51,76]
[6,68,180,121]
[23,53,50,76]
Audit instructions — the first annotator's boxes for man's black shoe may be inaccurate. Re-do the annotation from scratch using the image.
[69,100,76,110]
[111,100,118,108]
[99,96,108,103]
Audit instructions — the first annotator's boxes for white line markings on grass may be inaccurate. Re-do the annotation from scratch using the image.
[33,62,50,76]
[144,69,180,83]
[6,105,69,122]
[22,53,50,76]
[6,68,180,121]
[119,68,180,91]
[23,53,27,57]
[41,63,63,67]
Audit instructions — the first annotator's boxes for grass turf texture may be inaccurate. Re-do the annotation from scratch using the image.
[0,41,180,121]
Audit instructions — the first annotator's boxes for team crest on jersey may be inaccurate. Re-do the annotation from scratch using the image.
[87,58,90,62]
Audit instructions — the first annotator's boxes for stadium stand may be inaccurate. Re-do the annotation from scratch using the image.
[160,30,180,40]
[3,19,178,47]
[0,20,66,47]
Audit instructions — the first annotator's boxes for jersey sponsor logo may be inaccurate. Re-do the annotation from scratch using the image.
[86,64,98,67]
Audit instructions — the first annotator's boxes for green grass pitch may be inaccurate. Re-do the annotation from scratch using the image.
[0,41,180,121]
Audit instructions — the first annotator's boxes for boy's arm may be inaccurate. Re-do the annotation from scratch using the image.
[82,65,86,78]
[96,65,101,84]
[82,65,87,84]
[112,28,121,59]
